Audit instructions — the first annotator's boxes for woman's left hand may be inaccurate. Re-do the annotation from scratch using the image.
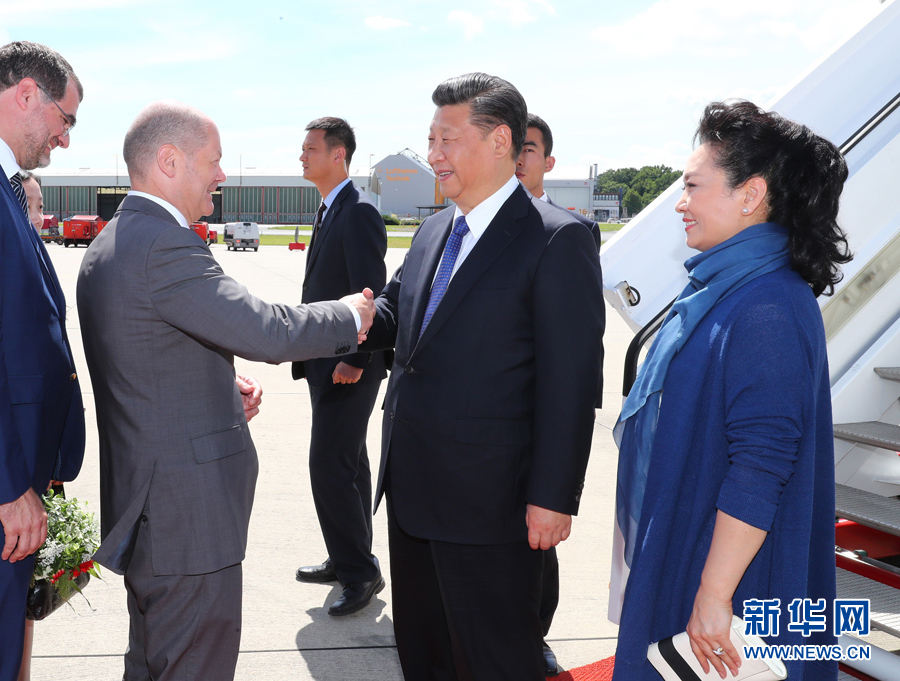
[686,584,740,678]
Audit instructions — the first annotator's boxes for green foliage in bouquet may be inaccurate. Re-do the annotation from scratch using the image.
[32,491,102,602]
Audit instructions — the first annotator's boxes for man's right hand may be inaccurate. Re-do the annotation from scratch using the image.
[0,488,48,562]
[340,288,376,341]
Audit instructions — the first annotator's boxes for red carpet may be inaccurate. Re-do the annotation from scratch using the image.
[552,655,615,681]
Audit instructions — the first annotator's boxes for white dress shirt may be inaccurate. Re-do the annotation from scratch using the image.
[0,136,21,181]
[443,173,519,283]
[319,177,351,222]
[128,190,190,228]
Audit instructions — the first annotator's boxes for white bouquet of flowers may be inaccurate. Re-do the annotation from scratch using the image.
[27,490,102,620]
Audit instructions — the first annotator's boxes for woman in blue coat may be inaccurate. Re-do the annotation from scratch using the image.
[611,100,851,680]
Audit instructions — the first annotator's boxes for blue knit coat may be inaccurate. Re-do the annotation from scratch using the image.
[612,267,837,680]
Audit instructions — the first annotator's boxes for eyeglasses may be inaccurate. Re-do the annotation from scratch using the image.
[35,83,75,137]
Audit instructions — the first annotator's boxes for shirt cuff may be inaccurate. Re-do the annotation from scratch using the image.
[341,301,361,332]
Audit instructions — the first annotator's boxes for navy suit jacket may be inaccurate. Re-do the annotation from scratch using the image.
[542,195,604,408]
[545,196,602,252]
[366,184,604,545]
[0,164,84,507]
[292,181,390,386]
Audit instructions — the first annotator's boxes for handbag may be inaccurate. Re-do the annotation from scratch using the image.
[648,616,787,680]
[26,572,90,621]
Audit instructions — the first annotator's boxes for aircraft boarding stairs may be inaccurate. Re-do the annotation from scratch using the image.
[600,1,900,677]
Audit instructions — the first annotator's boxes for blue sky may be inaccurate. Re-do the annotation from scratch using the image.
[0,0,885,179]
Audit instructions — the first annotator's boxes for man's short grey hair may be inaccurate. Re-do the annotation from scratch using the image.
[123,101,211,180]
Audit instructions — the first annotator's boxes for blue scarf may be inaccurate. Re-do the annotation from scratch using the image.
[614,222,791,572]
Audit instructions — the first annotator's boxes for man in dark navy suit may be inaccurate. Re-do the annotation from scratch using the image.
[292,117,389,616]
[516,113,602,252]
[515,112,604,675]
[365,74,605,681]
[0,41,85,680]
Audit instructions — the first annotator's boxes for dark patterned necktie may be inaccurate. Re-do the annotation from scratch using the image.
[419,215,470,337]
[9,173,29,218]
[309,202,327,252]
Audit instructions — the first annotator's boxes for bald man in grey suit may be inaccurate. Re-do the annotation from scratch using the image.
[77,101,374,681]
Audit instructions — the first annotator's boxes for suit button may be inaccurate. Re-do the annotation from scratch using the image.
[70,373,77,381]
[303,284,308,291]
[404,365,415,374]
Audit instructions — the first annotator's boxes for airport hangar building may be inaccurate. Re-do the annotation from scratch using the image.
[373,151,621,221]
[38,152,620,224]
[37,170,384,224]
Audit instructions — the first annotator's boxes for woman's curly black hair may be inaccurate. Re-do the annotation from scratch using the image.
[696,100,852,297]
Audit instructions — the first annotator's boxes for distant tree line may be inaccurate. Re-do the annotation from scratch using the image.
[595,165,681,217]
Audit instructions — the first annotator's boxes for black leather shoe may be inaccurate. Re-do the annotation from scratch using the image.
[543,641,559,676]
[295,558,337,583]
[328,575,385,616]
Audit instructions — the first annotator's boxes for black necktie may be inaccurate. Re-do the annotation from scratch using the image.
[309,202,327,252]
[9,173,29,218]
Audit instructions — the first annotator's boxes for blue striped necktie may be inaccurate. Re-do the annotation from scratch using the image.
[9,173,29,218]
[420,215,469,337]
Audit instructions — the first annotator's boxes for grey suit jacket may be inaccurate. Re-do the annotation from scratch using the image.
[77,195,357,576]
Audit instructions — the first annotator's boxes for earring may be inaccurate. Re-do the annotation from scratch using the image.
[742,208,749,214]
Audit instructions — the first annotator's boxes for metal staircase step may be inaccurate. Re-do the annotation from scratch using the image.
[834,422,900,450]
[837,567,900,638]
[839,673,865,681]
[839,672,882,681]
[874,367,900,382]
[836,484,900,537]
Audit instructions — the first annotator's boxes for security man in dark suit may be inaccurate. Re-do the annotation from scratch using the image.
[515,112,604,676]
[365,74,604,681]
[292,117,389,616]
[516,113,602,252]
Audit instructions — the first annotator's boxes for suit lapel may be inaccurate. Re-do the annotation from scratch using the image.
[413,187,529,352]
[29,226,64,312]
[406,209,453,353]
[305,181,352,276]
[1,164,64,315]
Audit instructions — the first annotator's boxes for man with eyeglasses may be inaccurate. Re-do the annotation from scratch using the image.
[0,41,85,680]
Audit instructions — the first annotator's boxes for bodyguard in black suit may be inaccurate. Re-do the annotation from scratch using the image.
[292,118,389,616]
[515,113,603,675]
[365,74,604,681]
[517,113,602,252]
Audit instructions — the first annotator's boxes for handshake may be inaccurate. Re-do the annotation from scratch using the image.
[340,288,377,344]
